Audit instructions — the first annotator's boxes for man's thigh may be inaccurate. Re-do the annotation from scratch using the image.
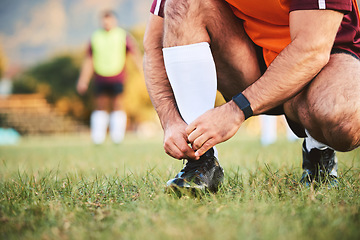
[208,6,263,101]
[285,51,360,148]
[163,0,262,101]
[306,51,360,127]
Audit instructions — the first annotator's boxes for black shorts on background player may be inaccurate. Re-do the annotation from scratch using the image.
[94,81,124,96]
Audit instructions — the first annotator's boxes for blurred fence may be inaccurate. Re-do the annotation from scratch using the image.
[0,94,88,135]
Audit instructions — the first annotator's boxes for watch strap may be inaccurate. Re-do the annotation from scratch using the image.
[232,93,253,120]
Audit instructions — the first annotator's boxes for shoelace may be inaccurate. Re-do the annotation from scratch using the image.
[181,159,207,175]
[181,148,215,174]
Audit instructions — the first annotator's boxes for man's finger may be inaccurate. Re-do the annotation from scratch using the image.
[164,140,186,160]
[164,135,197,160]
[192,133,208,151]
[187,127,204,143]
[174,141,197,160]
[195,138,216,158]
[185,121,197,136]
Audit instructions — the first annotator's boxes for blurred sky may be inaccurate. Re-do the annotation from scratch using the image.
[0,0,152,68]
[2,0,360,69]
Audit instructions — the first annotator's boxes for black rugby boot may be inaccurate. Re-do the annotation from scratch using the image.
[166,148,224,193]
[300,139,338,187]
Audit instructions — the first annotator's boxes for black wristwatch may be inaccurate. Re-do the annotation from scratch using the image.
[232,92,253,120]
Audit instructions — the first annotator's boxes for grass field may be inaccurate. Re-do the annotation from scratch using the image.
[0,130,359,240]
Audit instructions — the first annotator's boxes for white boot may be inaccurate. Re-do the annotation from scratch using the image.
[109,111,127,144]
[90,110,109,144]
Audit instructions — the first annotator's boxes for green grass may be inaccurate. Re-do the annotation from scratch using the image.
[0,132,359,240]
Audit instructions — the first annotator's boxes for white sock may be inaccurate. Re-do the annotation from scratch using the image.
[305,129,332,151]
[163,42,218,157]
[91,110,109,144]
[284,116,298,142]
[109,111,127,144]
[260,115,277,146]
[286,128,298,142]
[163,42,217,123]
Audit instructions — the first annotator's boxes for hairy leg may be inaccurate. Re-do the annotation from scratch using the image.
[163,0,261,100]
[95,94,111,111]
[284,53,360,151]
[112,93,125,111]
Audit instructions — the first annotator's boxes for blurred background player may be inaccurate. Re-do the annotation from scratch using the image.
[77,10,140,144]
[260,115,298,146]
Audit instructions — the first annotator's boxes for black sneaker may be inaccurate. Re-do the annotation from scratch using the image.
[300,139,338,187]
[166,148,224,193]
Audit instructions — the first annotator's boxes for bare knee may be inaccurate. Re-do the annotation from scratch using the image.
[288,54,360,152]
[306,100,360,152]
[164,0,190,24]
[164,0,213,19]
[112,94,124,111]
[163,0,214,47]
[329,121,360,151]
[95,95,110,111]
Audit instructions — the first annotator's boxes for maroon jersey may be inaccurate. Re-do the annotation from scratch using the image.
[290,0,360,61]
[150,0,165,17]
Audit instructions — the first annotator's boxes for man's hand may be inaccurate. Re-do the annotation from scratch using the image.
[186,101,244,158]
[163,120,197,160]
[76,81,88,95]
[77,55,93,96]
[144,14,196,160]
